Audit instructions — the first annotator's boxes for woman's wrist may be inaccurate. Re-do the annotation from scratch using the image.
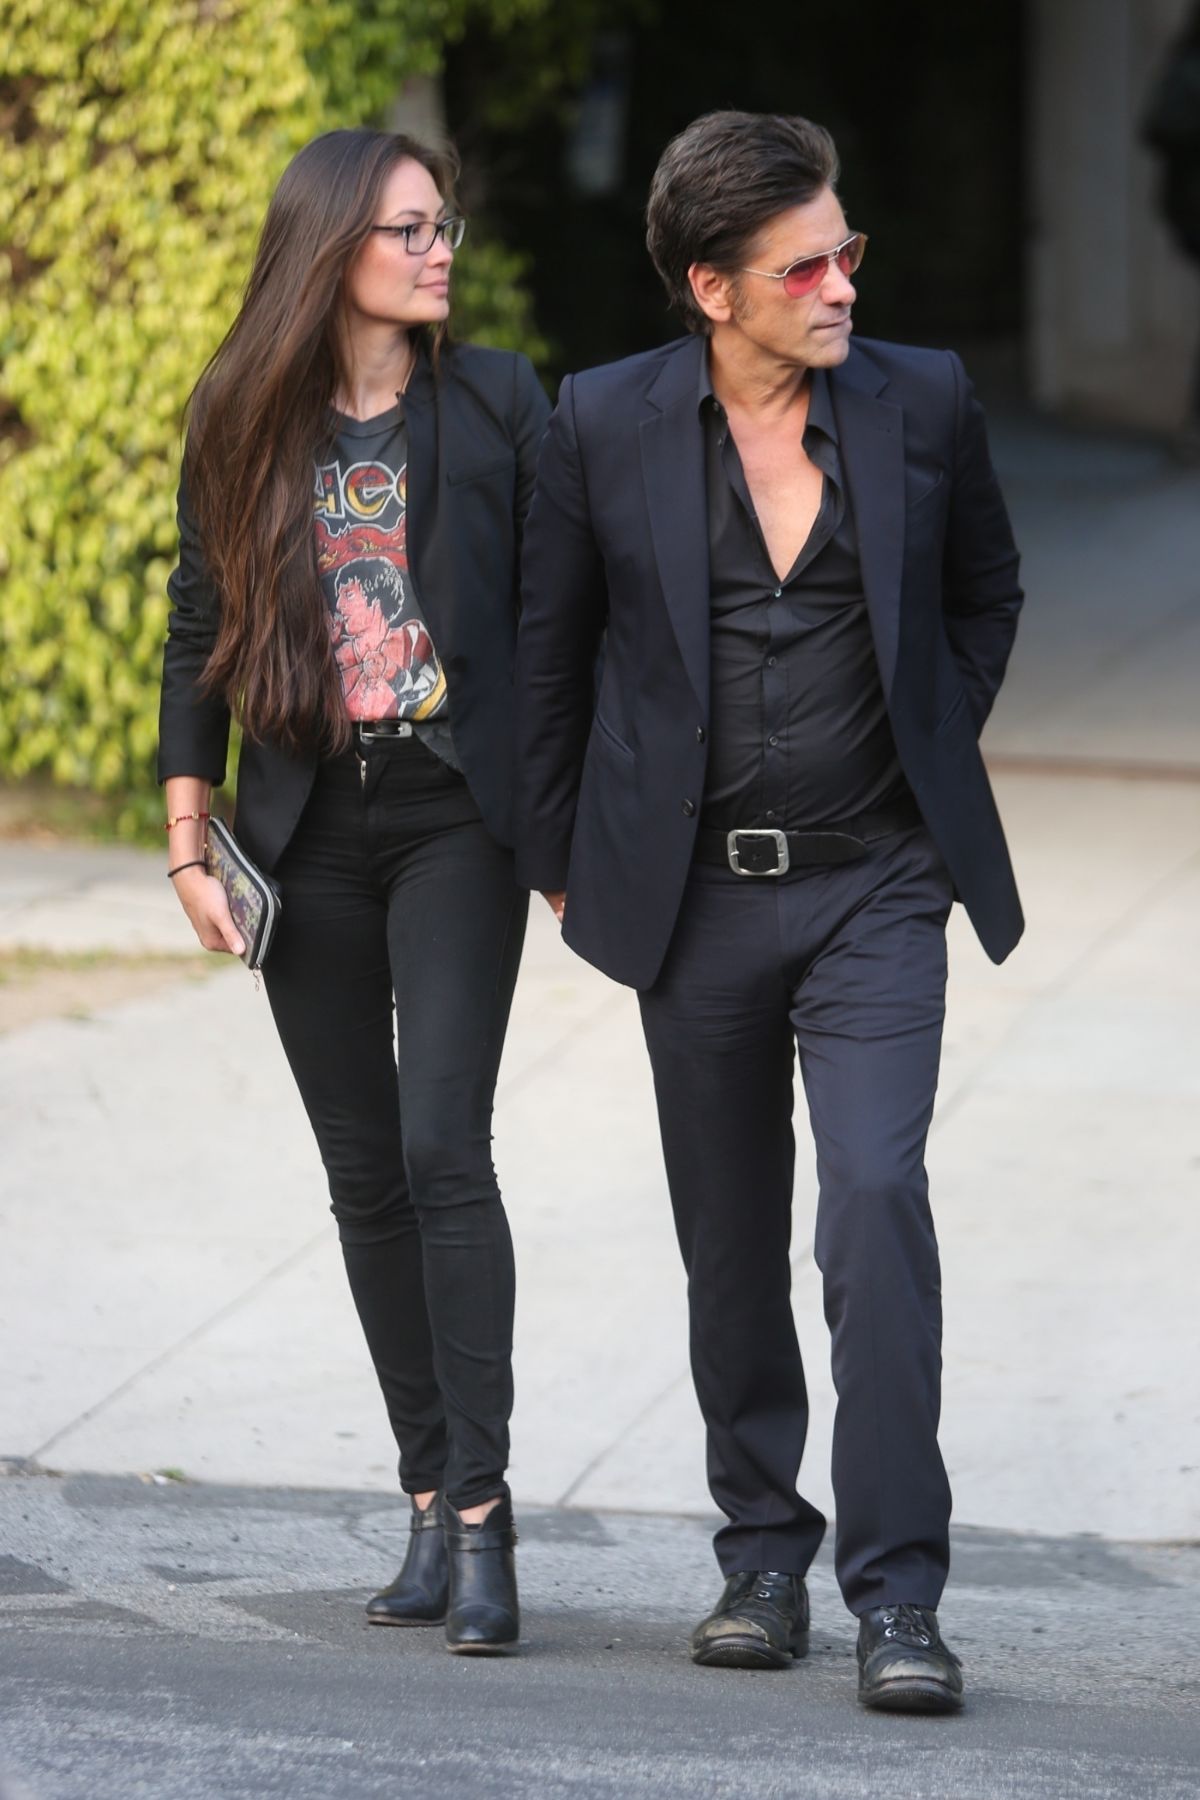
[165,832,207,865]
[163,778,213,871]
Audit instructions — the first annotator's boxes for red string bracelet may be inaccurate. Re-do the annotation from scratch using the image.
[165,810,211,831]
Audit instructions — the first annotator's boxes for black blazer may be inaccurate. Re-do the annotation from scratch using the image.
[158,343,551,868]
[514,334,1024,990]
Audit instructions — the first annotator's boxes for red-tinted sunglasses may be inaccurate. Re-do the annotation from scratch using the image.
[739,231,867,298]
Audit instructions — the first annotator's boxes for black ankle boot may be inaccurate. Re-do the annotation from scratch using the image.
[365,1492,448,1626]
[443,1494,519,1655]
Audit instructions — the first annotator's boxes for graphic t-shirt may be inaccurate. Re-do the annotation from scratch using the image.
[314,404,448,726]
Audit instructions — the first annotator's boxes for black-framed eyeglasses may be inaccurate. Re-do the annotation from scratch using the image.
[739,231,867,297]
[369,217,467,254]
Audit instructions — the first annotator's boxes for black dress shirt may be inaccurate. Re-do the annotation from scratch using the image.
[699,361,906,830]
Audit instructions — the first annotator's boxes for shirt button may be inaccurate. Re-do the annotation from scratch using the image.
[768,735,779,748]
[766,811,777,821]
[767,656,778,668]
[696,726,706,743]
[682,798,696,817]
[773,587,782,598]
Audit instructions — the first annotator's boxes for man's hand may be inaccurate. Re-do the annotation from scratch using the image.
[541,890,566,924]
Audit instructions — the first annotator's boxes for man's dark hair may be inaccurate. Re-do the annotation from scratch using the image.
[645,110,840,335]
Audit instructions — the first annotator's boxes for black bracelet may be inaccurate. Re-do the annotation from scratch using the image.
[167,859,207,880]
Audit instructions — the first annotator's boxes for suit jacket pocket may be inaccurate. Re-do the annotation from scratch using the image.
[907,470,946,512]
[591,709,636,763]
[446,453,516,486]
[934,687,969,735]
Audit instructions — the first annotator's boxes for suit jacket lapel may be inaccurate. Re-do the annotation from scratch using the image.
[638,337,711,717]
[401,353,448,643]
[830,347,905,700]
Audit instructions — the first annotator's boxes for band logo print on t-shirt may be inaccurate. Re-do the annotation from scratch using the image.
[313,456,447,722]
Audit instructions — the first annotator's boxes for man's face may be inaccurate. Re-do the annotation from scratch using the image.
[702,185,858,368]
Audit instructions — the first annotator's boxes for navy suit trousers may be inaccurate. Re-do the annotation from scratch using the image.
[637,823,955,1615]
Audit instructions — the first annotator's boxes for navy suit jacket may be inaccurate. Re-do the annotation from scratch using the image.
[514,334,1024,990]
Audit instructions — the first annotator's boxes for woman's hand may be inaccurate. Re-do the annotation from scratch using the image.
[171,866,245,956]
[163,778,242,952]
[542,890,566,924]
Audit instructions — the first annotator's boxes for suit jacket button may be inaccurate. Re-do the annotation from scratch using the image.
[696,726,706,743]
[682,799,696,817]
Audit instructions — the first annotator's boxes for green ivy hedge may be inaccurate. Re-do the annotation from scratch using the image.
[0,0,548,832]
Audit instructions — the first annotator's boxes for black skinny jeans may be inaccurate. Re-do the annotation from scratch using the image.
[262,737,527,1508]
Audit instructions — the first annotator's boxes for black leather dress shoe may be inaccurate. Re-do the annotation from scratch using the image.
[365,1492,448,1626]
[444,1494,519,1655]
[856,1603,964,1712]
[690,1570,810,1669]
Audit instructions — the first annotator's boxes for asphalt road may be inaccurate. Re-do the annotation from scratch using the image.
[1,1472,1197,1800]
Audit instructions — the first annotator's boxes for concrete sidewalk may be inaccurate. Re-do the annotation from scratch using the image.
[2,413,1197,1546]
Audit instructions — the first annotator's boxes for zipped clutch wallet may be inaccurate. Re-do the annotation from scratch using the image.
[204,816,282,972]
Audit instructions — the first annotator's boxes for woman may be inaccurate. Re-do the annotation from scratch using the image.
[158,129,549,1655]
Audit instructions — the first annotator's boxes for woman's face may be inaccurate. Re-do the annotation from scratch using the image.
[342,157,455,333]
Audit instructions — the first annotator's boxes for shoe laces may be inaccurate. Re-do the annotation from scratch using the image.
[879,1604,935,1649]
[747,1570,793,1604]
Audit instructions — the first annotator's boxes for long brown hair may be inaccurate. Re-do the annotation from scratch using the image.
[186,128,459,753]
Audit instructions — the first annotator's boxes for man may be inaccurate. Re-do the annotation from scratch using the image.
[515,111,1023,1713]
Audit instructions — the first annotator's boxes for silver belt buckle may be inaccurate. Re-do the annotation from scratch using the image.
[727,827,790,877]
[357,721,413,743]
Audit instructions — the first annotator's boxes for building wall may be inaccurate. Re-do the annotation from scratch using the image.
[1030,0,1200,430]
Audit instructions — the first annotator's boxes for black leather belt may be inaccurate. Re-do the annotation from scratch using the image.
[354,720,414,743]
[694,793,921,876]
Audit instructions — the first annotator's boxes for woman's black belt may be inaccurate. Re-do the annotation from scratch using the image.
[694,793,922,877]
[354,719,414,742]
